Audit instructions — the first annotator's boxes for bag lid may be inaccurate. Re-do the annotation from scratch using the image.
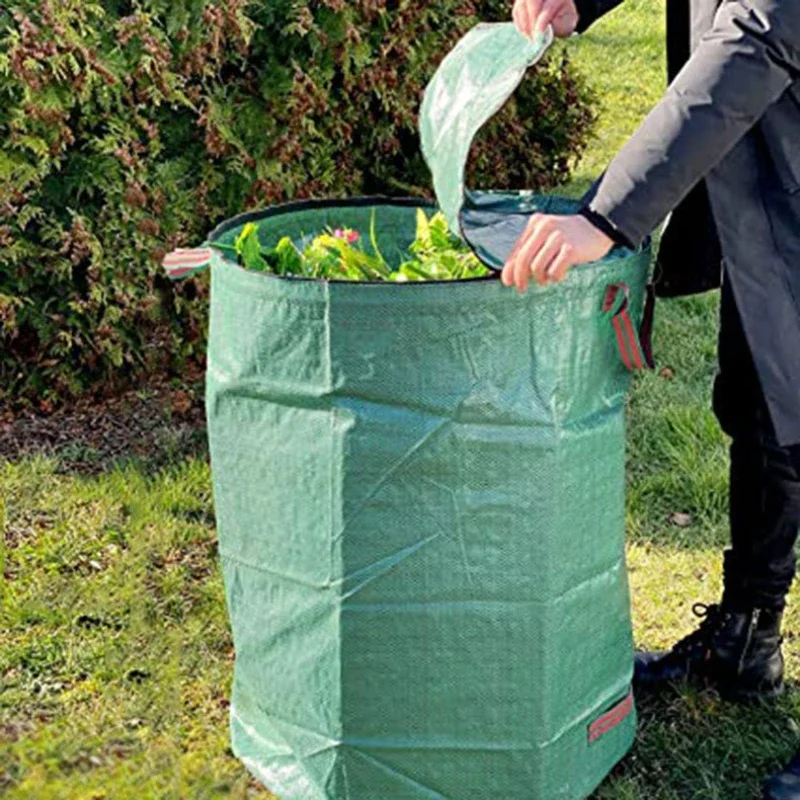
[420,23,554,270]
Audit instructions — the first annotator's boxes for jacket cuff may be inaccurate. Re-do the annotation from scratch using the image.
[584,182,653,249]
[579,206,635,250]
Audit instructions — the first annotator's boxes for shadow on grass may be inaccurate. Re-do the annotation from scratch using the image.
[0,387,208,477]
[623,292,731,552]
[595,685,799,800]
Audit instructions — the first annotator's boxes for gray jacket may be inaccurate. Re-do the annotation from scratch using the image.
[575,0,800,445]
[577,0,800,247]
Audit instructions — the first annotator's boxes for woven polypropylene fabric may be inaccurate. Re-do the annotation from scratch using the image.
[419,22,553,239]
[204,198,649,800]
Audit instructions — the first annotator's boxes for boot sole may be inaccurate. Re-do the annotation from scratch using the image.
[634,674,785,704]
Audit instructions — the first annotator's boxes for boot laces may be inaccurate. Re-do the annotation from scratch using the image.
[672,603,729,656]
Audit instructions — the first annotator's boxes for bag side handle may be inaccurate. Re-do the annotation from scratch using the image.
[603,282,655,372]
[162,246,215,281]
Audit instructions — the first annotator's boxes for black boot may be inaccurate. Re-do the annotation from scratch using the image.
[634,603,784,701]
[764,751,800,799]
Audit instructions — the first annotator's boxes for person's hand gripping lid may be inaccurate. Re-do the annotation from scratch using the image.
[512,0,579,39]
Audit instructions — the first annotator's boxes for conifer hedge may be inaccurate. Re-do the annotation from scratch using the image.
[0,1,595,405]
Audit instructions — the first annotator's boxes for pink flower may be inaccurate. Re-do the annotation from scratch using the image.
[334,228,360,244]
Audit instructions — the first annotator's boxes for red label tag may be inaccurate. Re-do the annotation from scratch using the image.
[588,690,634,743]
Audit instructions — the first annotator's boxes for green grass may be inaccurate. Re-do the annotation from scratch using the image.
[560,0,668,195]
[3,2,800,797]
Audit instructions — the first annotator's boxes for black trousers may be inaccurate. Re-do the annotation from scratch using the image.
[714,276,800,611]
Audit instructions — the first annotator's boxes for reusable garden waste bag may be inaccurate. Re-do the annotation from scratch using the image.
[163,22,652,800]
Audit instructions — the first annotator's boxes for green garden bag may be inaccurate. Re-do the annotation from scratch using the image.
[164,22,652,800]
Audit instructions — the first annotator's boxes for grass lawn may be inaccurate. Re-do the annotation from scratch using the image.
[3,1,800,798]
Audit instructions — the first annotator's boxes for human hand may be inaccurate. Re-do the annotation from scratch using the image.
[501,213,614,294]
[512,0,580,38]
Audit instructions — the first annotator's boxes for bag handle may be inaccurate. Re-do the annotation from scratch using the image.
[162,247,214,281]
[419,23,553,240]
[603,282,655,372]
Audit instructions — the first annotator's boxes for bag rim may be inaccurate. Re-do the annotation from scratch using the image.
[205,195,502,287]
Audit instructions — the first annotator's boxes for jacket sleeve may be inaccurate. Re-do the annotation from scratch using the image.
[574,0,626,32]
[586,0,800,249]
